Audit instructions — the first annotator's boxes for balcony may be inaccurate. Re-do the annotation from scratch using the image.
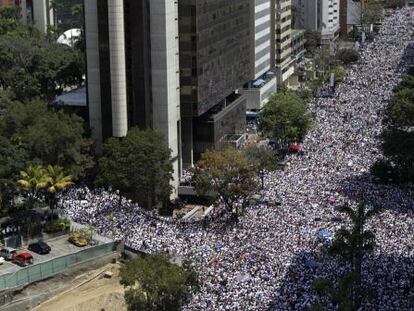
[240,74,277,110]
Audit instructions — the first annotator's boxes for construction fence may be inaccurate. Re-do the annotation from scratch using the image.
[0,241,116,290]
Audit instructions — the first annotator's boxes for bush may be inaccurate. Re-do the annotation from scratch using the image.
[44,218,71,233]
[336,49,359,65]
[68,229,91,247]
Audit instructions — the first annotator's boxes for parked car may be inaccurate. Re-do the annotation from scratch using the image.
[28,241,51,255]
[0,247,17,261]
[12,251,33,267]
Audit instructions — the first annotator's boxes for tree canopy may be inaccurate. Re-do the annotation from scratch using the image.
[96,128,173,209]
[120,253,198,311]
[374,69,414,182]
[259,90,312,145]
[0,6,84,102]
[243,144,278,189]
[336,49,359,65]
[0,93,93,178]
[192,148,257,219]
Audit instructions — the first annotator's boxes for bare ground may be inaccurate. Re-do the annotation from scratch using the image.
[33,263,126,311]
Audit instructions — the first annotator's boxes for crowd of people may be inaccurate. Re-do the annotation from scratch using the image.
[58,8,414,311]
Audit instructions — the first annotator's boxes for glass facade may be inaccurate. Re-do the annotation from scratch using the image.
[179,0,253,117]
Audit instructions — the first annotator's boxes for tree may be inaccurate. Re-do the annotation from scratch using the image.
[377,74,414,182]
[0,9,84,102]
[381,128,414,182]
[330,64,347,83]
[43,165,73,210]
[0,95,93,178]
[0,36,84,101]
[0,136,27,210]
[304,30,321,56]
[96,128,173,209]
[329,203,377,308]
[243,144,278,189]
[361,0,384,28]
[192,148,257,220]
[336,49,359,65]
[259,90,312,146]
[120,253,198,311]
[17,164,49,209]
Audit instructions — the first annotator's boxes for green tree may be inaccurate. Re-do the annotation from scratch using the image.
[0,9,84,102]
[96,128,173,209]
[377,74,414,182]
[243,144,278,189]
[361,0,384,27]
[192,148,257,220]
[0,95,93,178]
[0,136,27,210]
[330,64,347,83]
[336,49,359,65]
[0,36,84,101]
[43,165,74,210]
[304,30,321,56]
[393,74,414,93]
[329,203,377,308]
[120,253,198,311]
[17,164,49,209]
[259,90,312,146]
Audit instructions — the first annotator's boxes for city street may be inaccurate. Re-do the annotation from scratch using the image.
[60,7,414,311]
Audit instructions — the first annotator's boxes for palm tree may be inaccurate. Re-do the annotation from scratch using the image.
[17,164,49,208]
[43,165,74,210]
[330,202,377,308]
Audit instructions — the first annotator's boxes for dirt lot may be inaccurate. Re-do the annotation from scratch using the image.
[34,263,126,311]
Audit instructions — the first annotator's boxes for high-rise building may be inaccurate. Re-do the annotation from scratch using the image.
[178,0,252,166]
[241,0,277,111]
[273,0,295,83]
[294,0,340,44]
[84,0,181,196]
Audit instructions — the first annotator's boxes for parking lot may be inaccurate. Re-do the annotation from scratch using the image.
[0,235,92,276]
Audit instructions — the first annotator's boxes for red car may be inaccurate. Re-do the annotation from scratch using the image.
[12,251,34,267]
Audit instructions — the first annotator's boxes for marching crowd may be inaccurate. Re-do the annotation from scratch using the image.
[59,8,414,311]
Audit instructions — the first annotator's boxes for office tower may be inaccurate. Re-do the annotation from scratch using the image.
[294,0,340,44]
[178,0,253,166]
[273,0,295,83]
[241,0,278,111]
[84,0,181,196]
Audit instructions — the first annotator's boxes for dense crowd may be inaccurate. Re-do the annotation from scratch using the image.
[59,8,414,311]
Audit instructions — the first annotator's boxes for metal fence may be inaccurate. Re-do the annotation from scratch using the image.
[0,241,115,290]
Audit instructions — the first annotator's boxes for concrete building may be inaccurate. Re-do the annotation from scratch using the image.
[178,0,252,165]
[0,0,54,32]
[273,0,295,83]
[294,0,340,43]
[84,0,181,196]
[291,29,306,62]
[241,0,277,111]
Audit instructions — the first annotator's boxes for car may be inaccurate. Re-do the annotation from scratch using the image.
[12,251,33,266]
[0,247,17,261]
[28,241,51,255]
